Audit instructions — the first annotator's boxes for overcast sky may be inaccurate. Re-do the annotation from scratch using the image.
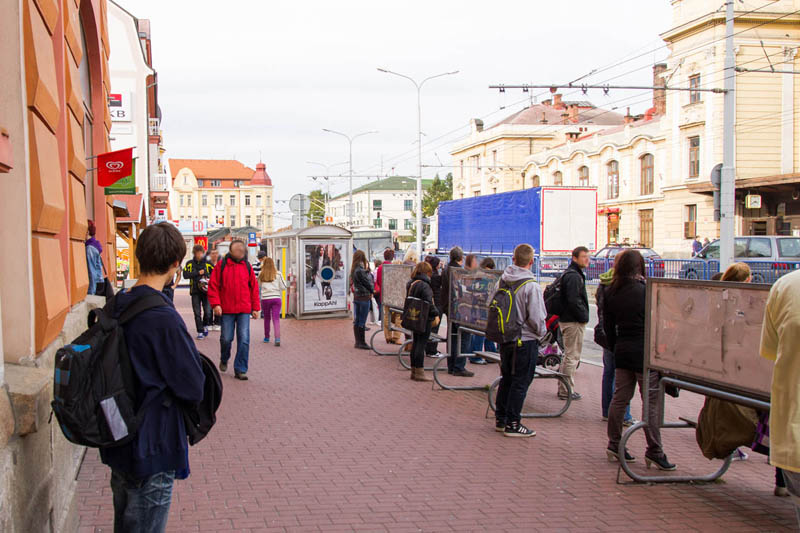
[120,0,674,223]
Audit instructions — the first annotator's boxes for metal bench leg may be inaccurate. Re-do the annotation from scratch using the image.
[487,375,573,418]
[370,328,400,356]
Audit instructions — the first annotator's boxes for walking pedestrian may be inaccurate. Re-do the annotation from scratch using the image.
[102,222,204,533]
[557,246,590,400]
[441,246,474,377]
[351,250,374,350]
[258,257,286,346]
[183,244,214,340]
[406,261,440,382]
[494,243,547,437]
[761,269,800,527]
[207,239,260,380]
[603,249,676,470]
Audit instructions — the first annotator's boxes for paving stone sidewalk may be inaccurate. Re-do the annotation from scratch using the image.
[76,292,796,532]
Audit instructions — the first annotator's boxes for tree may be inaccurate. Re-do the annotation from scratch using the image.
[411,172,453,239]
[306,189,326,225]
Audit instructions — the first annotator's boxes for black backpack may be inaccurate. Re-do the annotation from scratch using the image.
[180,353,222,446]
[486,278,534,345]
[543,273,566,316]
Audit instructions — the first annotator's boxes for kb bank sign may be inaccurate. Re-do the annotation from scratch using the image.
[108,92,131,122]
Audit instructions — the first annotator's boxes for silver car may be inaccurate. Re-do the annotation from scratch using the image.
[682,236,800,282]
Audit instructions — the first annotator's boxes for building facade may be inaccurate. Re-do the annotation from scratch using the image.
[170,158,275,234]
[0,0,117,530]
[326,176,432,239]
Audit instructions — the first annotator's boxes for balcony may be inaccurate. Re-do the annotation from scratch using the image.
[148,118,160,136]
[150,173,168,192]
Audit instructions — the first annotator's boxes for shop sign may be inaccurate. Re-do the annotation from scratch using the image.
[745,194,762,209]
[109,92,131,122]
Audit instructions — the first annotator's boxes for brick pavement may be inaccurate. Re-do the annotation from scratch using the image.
[76,291,797,532]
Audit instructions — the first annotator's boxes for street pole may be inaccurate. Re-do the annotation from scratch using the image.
[378,68,459,254]
[322,130,378,229]
[720,0,736,269]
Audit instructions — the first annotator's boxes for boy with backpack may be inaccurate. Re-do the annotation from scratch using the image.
[487,243,547,437]
[100,223,205,531]
[184,244,215,340]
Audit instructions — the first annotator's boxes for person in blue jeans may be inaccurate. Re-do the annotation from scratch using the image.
[441,247,475,377]
[102,222,205,532]
[208,240,260,380]
[351,249,374,349]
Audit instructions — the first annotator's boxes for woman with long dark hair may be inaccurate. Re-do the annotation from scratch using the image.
[424,255,443,356]
[603,250,676,470]
[350,250,374,349]
[406,261,440,381]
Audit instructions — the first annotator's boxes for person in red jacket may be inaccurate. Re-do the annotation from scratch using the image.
[207,239,260,380]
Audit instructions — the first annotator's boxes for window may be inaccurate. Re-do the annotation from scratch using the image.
[473,191,480,197]
[245,195,251,206]
[202,194,208,207]
[492,150,497,168]
[747,238,772,258]
[197,180,204,187]
[215,195,222,207]
[607,160,619,199]
[373,218,382,228]
[578,166,589,187]
[230,194,236,206]
[233,180,242,187]
[640,154,654,195]
[639,209,654,248]
[388,219,397,230]
[404,219,414,230]
[210,180,221,187]
[689,74,701,104]
[778,238,800,258]
[230,215,236,227]
[187,195,192,207]
[460,159,464,179]
[553,171,563,186]
[180,195,184,207]
[373,199,382,210]
[256,215,263,228]
[532,175,540,187]
[202,215,208,224]
[404,199,413,211]
[245,215,251,227]
[689,137,700,178]
[684,204,697,239]
[256,195,262,207]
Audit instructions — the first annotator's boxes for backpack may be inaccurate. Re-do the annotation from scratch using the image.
[543,273,566,317]
[486,278,534,345]
[51,293,168,448]
[176,352,222,446]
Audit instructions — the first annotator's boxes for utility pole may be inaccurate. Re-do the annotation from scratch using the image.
[322,130,378,228]
[720,1,736,269]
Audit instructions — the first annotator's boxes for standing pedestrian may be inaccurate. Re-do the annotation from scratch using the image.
[258,257,286,346]
[692,236,703,256]
[603,249,676,470]
[463,254,484,365]
[379,249,402,344]
[557,246,590,400]
[207,239,260,380]
[85,221,104,296]
[468,257,498,358]
[424,255,444,357]
[208,249,222,331]
[351,250,374,349]
[373,258,384,324]
[406,261,440,382]
[441,247,474,377]
[183,244,214,340]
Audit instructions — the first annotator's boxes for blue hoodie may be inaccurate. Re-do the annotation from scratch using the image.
[99,286,205,479]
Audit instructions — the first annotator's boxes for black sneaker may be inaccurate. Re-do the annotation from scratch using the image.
[504,421,536,438]
[452,369,475,377]
[495,420,505,432]
[219,361,227,372]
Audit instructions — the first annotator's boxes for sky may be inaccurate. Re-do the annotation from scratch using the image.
[120,0,674,224]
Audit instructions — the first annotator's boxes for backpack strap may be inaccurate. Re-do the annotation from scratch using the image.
[118,293,169,324]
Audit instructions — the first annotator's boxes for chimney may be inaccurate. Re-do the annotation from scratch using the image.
[561,112,570,124]
[653,63,667,115]
[624,107,635,125]
[553,93,564,109]
[542,98,552,106]
[567,131,580,141]
[540,112,548,124]
[470,118,484,133]
[568,104,579,122]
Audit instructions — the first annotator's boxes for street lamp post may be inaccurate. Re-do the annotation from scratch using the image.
[322,130,378,228]
[377,68,458,254]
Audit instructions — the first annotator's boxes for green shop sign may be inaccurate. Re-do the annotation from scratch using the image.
[104,159,136,195]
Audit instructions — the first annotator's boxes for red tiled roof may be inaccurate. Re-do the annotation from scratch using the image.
[169,159,256,182]
[490,102,625,129]
[251,162,272,186]
[113,194,144,223]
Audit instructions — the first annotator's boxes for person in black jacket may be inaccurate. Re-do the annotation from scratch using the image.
[351,250,374,349]
[603,249,675,471]
[424,255,443,356]
[557,246,590,400]
[183,244,215,340]
[440,247,474,377]
[406,261,440,381]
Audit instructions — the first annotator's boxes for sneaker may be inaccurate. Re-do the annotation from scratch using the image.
[196,333,205,340]
[219,361,227,372]
[558,392,582,401]
[623,417,639,427]
[503,421,536,438]
[495,420,506,432]
[203,328,209,337]
[234,372,248,381]
[275,339,280,347]
[263,337,270,343]
[602,416,608,421]
[452,369,475,377]
[213,325,221,331]
[470,358,488,365]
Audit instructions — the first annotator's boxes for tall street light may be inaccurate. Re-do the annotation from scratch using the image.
[378,68,459,254]
[322,129,378,228]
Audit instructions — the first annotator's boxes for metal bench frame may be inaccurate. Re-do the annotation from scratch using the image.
[483,353,573,418]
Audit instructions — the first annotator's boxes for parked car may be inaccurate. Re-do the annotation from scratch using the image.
[587,245,665,279]
[681,236,800,282]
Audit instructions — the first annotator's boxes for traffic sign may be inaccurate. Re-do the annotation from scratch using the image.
[248,232,257,247]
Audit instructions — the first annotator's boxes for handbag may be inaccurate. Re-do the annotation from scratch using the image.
[401,281,430,333]
[98,257,115,299]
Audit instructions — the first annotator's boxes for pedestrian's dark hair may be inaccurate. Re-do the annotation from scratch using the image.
[383,248,395,261]
[479,257,495,270]
[136,223,187,275]
[424,254,440,270]
[572,246,589,258]
[351,250,367,278]
[411,261,433,279]
[192,244,205,254]
[610,249,645,293]
[449,246,463,264]
[465,254,478,269]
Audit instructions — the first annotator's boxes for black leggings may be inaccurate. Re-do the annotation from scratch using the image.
[411,331,429,369]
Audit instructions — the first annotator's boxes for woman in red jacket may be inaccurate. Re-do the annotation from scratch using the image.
[207,240,260,380]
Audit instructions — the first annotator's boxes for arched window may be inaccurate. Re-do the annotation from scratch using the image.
[531,175,540,187]
[607,160,619,199]
[553,171,563,186]
[79,20,94,217]
[640,153,654,195]
[578,166,589,187]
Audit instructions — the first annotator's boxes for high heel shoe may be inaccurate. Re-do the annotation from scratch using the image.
[645,454,676,471]
[606,447,636,463]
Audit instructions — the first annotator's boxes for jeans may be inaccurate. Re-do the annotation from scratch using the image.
[221,313,251,374]
[559,322,586,395]
[111,469,175,533]
[261,298,281,339]
[376,292,383,322]
[607,369,664,458]
[495,340,539,425]
[470,335,497,354]
[602,349,632,421]
[782,469,800,528]
[353,299,370,328]
[191,293,211,333]
[446,319,467,372]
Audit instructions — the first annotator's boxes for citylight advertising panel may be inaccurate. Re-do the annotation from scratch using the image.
[302,241,347,313]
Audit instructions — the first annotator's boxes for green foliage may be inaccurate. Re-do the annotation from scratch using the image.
[306,189,327,225]
[411,173,452,239]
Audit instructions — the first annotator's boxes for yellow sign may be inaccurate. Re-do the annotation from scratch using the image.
[745,194,762,209]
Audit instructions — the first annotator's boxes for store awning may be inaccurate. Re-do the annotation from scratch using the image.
[688,173,800,195]
[113,194,144,224]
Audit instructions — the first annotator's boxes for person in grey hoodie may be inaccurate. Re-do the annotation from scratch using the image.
[494,243,547,438]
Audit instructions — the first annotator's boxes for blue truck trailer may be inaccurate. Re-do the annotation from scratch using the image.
[437,187,598,255]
